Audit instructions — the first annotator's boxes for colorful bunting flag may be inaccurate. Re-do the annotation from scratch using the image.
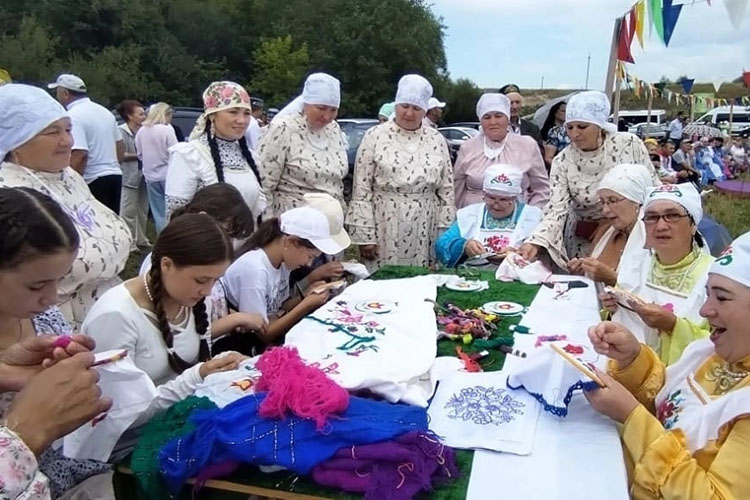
[743,70,750,88]
[723,0,749,30]
[635,0,646,47]
[679,78,694,94]
[617,17,635,63]
[650,0,665,42]
[712,80,723,93]
[662,0,683,46]
[628,7,637,44]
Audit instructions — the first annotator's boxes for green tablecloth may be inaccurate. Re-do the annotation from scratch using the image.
[115,266,540,499]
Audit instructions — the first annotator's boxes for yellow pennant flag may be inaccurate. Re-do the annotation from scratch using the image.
[0,68,11,84]
[635,0,646,48]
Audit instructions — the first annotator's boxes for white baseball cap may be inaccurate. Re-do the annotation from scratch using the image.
[47,74,87,93]
[280,206,346,255]
[428,97,446,110]
[303,193,351,251]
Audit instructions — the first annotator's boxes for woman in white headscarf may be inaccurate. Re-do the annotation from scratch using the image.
[436,164,542,267]
[165,81,265,220]
[605,183,713,365]
[346,74,455,270]
[0,84,132,327]
[567,163,653,286]
[257,73,348,218]
[454,93,550,209]
[519,91,657,270]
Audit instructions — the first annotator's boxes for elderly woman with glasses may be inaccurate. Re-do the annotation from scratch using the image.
[567,163,653,286]
[603,183,713,365]
[435,164,542,267]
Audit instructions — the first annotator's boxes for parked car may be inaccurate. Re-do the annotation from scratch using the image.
[627,122,668,140]
[693,106,750,136]
[447,121,480,130]
[337,118,379,199]
[439,126,479,164]
[113,106,202,142]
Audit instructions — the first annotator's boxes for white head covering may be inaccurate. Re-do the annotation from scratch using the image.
[644,183,703,223]
[597,163,652,204]
[565,91,617,134]
[0,83,67,160]
[272,73,341,123]
[476,93,510,120]
[189,81,252,140]
[710,231,750,288]
[482,164,523,197]
[303,192,351,251]
[280,206,346,255]
[394,74,432,112]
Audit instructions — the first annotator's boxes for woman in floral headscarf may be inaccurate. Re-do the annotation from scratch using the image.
[165,81,266,220]
[519,91,658,270]
[0,84,132,327]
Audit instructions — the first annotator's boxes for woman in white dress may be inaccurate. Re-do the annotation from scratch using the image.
[257,73,348,217]
[165,81,266,220]
[346,74,455,270]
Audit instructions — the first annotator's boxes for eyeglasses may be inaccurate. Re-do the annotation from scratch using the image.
[484,196,515,205]
[597,197,626,208]
[642,213,690,225]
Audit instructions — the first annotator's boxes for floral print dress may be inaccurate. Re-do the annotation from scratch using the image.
[346,121,455,270]
[524,132,656,269]
[0,163,132,328]
[0,427,49,500]
[256,113,348,218]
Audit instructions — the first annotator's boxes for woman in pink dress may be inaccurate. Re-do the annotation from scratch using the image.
[453,93,550,210]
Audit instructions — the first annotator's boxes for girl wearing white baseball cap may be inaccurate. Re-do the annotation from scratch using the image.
[221,206,346,347]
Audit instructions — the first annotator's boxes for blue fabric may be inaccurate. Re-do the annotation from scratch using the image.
[157,392,428,495]
[699,215,732,257]
[146,180,166,233]
[435,221,466,267]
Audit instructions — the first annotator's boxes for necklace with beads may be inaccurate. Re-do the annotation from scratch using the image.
[143,274,188,324]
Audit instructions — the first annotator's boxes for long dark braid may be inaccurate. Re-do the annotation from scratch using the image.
[148,213,232,374]
[238,135,262,185]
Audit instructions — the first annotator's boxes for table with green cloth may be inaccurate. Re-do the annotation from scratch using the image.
[114,265,540,500]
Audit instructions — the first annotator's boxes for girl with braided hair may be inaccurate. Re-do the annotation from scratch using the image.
[83,213,257,388]
[165,81,266,221]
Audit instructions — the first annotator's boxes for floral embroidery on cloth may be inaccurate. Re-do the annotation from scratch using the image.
[484,234,511,253]
[657,389,686,429]
[307,300,387,355]
[444,386,525,425]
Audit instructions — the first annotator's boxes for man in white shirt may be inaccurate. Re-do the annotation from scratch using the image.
[49,74,124,213]
[423,97,445,129]
[668,111,686,144]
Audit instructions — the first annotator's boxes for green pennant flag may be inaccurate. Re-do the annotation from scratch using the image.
[650,0,665,43]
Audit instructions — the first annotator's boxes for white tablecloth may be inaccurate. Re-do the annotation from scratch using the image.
[467,275,629,500]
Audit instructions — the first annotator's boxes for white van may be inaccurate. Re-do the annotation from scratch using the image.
[694,106,750,135]
[616,109,667,127]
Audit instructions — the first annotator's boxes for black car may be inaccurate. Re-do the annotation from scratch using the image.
[114,106,202,142]
[338,118,379,199]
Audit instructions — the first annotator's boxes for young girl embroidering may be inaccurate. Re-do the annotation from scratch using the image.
[222,206,347,344]
[83,213,257,388]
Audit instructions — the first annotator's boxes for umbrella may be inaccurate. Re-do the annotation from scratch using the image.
[683,123,722,139]
[530,92,580,128]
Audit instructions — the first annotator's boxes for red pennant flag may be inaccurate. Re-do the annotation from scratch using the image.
[617,17,635,63]
[629,7,637,44]
[743,70,750,88]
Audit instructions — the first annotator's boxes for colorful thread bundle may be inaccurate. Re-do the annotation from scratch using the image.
[255,346,349,430]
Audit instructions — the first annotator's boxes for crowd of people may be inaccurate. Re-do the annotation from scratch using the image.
[0,70,749,500]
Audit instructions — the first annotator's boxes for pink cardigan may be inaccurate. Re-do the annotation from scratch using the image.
[453,133,550,209]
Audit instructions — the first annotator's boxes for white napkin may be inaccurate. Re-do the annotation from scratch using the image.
[495,252,553,284]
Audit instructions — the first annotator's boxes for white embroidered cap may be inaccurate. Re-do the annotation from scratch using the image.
[303,192,351,252]
[597,163,653,204]
[302,73,341,108]
[0,83,68,160]
[280,206,346,255]
[476,93,510,120]
[710,231,750,288]
[645,183,703,223]
[394,74,433,111]
[482,164,523,197]
[565,91,617,134]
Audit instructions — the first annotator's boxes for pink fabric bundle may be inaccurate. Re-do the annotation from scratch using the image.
[255,346,349,430]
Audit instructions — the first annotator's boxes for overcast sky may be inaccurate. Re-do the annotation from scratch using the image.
[429,0,750,90]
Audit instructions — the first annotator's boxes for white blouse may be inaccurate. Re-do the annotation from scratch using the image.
[165,137,266,220]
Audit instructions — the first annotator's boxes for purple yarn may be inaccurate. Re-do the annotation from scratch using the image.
[311,432,459,500]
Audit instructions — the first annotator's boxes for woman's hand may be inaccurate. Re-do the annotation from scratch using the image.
[518,243,540,262]
[632,302,677,333]
[301,288,330,310]
[227,313,267,335]
[307,261,345,282]
[599,291,619,314]
[567,258,585,275]
[199,352,248,379]
[580,258,617,286]
[583,368,640,423]
[359,245,379,261]
[487,246,515,263]
[5,352,112,456]
[464,239,485,257]
[587,321,641,367]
